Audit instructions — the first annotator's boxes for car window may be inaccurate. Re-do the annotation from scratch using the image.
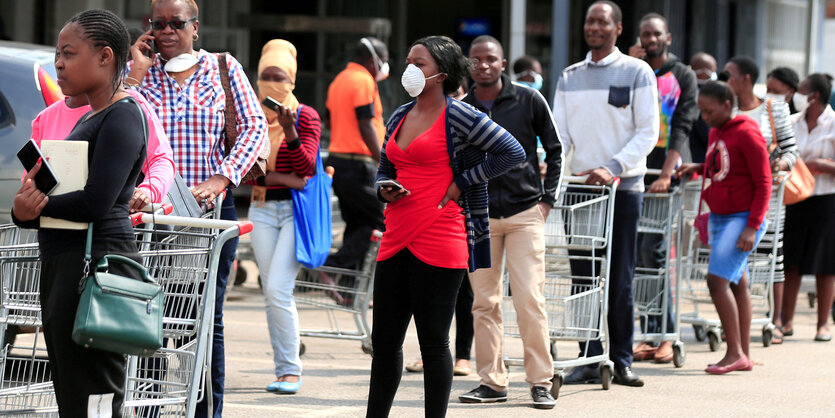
[0,91,11,129]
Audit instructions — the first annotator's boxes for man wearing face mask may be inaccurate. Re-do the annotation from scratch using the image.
[512,55,544,91]
[459,35,562,408]
[324,37,388,278]
[627,12,698,363]
[688,52,717,163]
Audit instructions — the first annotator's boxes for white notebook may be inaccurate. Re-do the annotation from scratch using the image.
[39,140,89,230]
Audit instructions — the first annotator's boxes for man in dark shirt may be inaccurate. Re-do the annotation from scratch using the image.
[458,35,562,409]
[689,52,717,163]
[628,12,699,363]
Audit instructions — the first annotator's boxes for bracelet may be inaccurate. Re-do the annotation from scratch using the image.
[125,76,141,87]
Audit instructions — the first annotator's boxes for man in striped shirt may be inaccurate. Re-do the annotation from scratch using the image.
[553,0,659,387]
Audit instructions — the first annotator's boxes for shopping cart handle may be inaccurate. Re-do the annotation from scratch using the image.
[161,203,173,215]
[238,220,253,236]
[130,212,144,227]
[563,175,621,187]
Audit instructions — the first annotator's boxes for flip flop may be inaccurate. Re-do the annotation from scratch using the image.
[771,327,783,344]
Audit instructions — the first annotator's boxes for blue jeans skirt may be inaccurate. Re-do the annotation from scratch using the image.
[708,211,767,284]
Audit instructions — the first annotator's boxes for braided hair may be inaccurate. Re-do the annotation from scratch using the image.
[66,9,130,96]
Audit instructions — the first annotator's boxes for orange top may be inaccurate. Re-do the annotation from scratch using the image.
[377,109,469,269]
[325,62,384,155]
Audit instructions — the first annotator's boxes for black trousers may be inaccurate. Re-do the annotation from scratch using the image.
[455,274,474,360]
[568,190,642,369]
[367,249,465,418]
[326,156,385,270]
[637,232,675,336]
[40,241,141,418]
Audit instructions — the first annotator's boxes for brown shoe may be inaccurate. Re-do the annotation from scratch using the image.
[653,341,674,363]
[453,359,471,376]
[633,342,657,361]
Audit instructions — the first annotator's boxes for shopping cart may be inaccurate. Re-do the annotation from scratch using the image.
[679,172,787,351]
[294,230,383,355]
[632,170,685,367]
[0,209,251,417]
[502,176,619,399]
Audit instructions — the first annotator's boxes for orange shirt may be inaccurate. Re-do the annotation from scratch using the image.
[326,62,384,155]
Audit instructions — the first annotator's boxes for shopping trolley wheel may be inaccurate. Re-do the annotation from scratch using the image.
[707,329,721,352]
[599,363,613,390]
[672,341,685,368]
[762,327,773,347]
[299,342,306,356]
[693,325,707,342]
[550,373,563,400]
[361,341,373,355]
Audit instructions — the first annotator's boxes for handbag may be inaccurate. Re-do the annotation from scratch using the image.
[164,173,204,218]
[72,225,163,356]
[766,98,815,204]
[695,168,710,246]
[218,53,270,184]
[291,139,333,269]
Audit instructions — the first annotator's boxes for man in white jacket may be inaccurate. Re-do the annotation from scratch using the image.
[553,0,659,387]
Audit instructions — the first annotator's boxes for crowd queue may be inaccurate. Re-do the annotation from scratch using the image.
[7,0,834,416]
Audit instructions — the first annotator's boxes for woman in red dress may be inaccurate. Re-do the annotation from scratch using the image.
[365,36,524,417]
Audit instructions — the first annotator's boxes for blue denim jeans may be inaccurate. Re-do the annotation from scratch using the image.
[196,191,238,418]
[248,200,303,378]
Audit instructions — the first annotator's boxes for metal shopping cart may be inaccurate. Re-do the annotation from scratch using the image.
[679,172,787,351]
[502,176,619,399]
[293,230,383,355]
[0,210,251,417]
[632,170,685,367]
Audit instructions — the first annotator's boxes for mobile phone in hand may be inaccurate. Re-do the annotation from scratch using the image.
[375,179,409,194]
[262,96,284,112]
[144,39,156,58]
[16,139,59,194]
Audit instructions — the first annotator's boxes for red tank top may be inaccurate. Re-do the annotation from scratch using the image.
[377,109,468,268]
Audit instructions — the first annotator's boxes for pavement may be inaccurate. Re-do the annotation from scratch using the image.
[221,260,835,417]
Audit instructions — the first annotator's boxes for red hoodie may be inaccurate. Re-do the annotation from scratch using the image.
[703,115,772,229]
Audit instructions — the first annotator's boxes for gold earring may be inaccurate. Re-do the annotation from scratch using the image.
[193,33,199,41]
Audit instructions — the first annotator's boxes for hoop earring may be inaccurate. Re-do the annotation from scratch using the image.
[193,33,199,41]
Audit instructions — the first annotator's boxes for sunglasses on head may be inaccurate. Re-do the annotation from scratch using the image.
[149,17,197,31]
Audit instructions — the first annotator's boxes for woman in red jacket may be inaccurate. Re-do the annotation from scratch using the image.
[677,81,772,374]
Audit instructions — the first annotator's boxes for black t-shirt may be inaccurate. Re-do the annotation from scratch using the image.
[15,98,146,257]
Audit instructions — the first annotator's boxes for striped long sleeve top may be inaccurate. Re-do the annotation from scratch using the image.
[247,105,320,191]
[376,97,525,271]
[740,98,799,168]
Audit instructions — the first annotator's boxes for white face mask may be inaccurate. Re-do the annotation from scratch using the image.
[401,64,443,97]
[164,53,199,73]
[793,92,810,113]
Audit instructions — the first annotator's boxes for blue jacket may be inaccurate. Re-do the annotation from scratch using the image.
[376,96,525,271]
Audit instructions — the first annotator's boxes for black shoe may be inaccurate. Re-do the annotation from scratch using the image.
[530,386,555,409]
[563,365,601,385]
[459,385,508,403]
[613,366,644,387]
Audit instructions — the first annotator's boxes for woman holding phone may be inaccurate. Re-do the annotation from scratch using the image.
[13,9,147,415]
[366,35,524,417]
[125,0,267,414]
[246,39,321,394]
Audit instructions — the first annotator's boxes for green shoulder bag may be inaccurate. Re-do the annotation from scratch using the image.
[71,225,163,356]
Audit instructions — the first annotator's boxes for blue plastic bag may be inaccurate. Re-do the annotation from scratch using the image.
[291,148,333,268]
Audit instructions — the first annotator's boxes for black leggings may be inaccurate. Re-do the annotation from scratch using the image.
[366,249,465,418]
[455,275,474,360]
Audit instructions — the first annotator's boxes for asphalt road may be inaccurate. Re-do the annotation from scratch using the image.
[221,261,834,417]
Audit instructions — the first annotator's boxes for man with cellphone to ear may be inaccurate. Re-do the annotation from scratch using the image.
[627,12,699,363]
[322,37,388,288]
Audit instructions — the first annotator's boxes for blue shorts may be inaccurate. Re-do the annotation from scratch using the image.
[708,212,768,284]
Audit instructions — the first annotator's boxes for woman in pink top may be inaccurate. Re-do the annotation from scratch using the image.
[30,89,175,210]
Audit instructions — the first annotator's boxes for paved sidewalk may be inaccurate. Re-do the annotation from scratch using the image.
[222,262,834,417]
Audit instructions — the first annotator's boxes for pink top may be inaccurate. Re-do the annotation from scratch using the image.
[29,90,175,203]
[377,109,468,269]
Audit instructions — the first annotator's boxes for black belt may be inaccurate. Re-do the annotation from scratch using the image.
[264,188,292,201]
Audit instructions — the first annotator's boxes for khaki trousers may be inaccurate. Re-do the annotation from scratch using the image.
[471,204,553,391]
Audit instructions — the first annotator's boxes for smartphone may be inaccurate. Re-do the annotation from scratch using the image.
[375,179,409,194]
[144,39,156,58]
[16,139,59,194]
[261,96,284,112]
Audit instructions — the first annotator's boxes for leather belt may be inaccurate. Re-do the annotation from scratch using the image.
[329,152,376,164]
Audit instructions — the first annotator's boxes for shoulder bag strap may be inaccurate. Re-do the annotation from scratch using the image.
[218,53,238,156]
[766,98,778,151]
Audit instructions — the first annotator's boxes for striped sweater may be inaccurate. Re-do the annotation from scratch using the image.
[376,97,525,271]
[739,98,799,168]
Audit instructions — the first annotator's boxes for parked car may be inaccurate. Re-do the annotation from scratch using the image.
[0,41,63,223]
